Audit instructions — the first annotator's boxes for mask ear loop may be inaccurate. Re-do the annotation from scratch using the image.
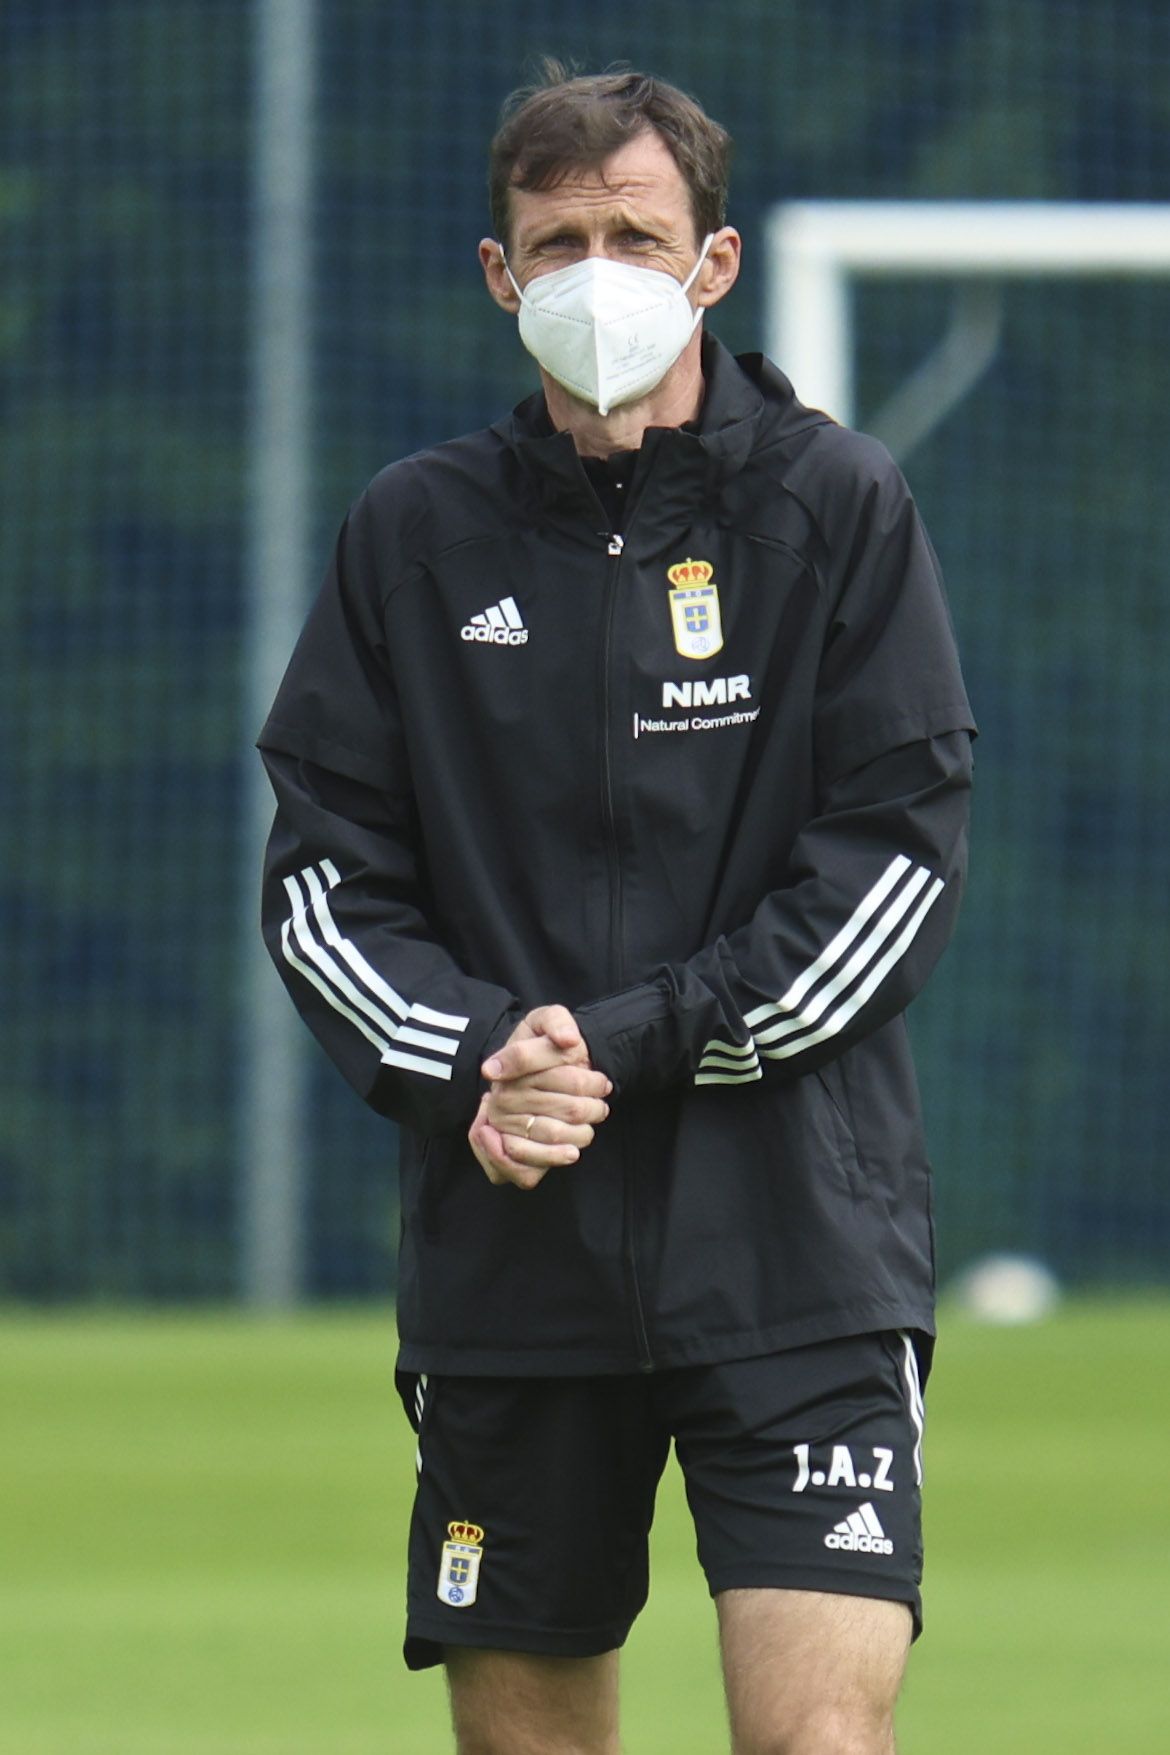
[684,234,716,291]
[683,233,717,333]
[499,249,526,305]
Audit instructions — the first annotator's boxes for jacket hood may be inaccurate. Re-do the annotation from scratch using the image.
[491,336,812,551]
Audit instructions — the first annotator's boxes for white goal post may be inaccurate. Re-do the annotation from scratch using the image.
[765,202,1170,441]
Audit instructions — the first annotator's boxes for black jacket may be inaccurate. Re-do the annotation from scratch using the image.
[259,338,976,1375]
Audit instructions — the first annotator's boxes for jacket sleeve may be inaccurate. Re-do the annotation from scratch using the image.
[258,498,522,1133]
[575,456,976,1095]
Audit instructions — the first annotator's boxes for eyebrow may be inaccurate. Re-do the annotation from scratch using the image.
[520,209,670,249]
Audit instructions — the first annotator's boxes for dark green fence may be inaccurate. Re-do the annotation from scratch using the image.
[3,0,1168,1296]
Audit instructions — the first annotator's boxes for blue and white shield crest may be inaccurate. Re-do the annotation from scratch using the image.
[668,582,723,660]
[438,1522,485,1608]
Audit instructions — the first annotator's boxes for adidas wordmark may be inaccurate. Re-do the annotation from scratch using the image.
[824,1502,894,1556]
[461,596,528,645]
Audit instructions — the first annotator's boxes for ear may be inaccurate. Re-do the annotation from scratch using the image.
[480,239,521,314]
[695,226,742,309]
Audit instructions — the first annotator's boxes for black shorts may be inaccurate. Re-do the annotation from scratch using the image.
[397,1331,928,1671]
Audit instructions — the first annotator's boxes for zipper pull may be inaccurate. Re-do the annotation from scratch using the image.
[607,533,625,556]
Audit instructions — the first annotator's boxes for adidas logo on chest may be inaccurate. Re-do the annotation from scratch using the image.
[461,596,528,645]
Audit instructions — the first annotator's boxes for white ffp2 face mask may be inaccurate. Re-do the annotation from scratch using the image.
[504,237,714,417]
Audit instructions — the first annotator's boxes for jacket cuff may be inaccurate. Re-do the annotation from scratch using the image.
[366,1000,523,1132]
[478,1006,525,1073]
[575,981,675,1091]
[457,1003,525,1117]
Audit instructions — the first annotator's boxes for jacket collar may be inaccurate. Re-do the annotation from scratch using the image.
[493,335,770,553]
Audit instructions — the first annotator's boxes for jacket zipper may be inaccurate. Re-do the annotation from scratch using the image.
[600,529,654,1372]
[600,531,626,987]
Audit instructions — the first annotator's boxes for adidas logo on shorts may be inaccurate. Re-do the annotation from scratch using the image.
[824,1501,894,1556]
[461,596,528,645]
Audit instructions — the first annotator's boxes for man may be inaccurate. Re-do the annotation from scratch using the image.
[259,65,974,1755]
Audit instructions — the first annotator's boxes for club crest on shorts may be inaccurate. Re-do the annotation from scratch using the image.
[667,557,723,660]
[438,1520,485,1608]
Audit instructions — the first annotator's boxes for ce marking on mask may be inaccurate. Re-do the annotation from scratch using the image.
[791,1443,895,1495]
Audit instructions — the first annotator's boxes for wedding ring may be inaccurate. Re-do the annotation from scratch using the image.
[523,1115,536,1139]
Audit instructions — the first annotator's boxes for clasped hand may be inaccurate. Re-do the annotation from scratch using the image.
[467,1004,612,1190]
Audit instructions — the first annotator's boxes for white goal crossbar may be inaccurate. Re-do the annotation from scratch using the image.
[765,201,1170,431]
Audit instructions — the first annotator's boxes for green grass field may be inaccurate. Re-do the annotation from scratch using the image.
[2,1300,1167,1754]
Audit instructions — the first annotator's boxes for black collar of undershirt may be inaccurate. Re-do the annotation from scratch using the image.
[579,446,648,531]
[577,421,703,531]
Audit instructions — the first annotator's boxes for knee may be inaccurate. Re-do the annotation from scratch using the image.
[446,1647,621,1755]
[456,1735,620,1755]
[735,1704,895,1755]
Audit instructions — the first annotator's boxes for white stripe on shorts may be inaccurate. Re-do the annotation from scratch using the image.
[415,1373,429,1476]
[899,1333,926,1486]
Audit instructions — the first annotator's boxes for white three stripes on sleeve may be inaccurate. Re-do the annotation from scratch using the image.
[695,855,944,1086]
[279,862,469,1082]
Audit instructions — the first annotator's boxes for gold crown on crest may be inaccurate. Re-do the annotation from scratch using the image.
[667,557,714,587]
[447,1520,484,1545]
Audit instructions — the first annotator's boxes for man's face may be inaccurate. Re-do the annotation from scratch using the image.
[478,124,741,421]
[501,128,706,291]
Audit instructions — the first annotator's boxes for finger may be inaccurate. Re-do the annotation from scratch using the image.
[499,1124,587,1169]
[484,1109,597,1151]
[468,1097,509,1185]
[480,1104,582,1170]
[469,1108,551,1191]
[520,1064,614,1101]
[483,1033,588,1083]
[535,1118,596,1150]
[468,1130,508,1186]
[485,1088,609,1131]
[481,1117,572,1187]
[524,1004,583,1052]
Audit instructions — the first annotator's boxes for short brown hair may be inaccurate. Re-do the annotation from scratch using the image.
[489,61,732,249]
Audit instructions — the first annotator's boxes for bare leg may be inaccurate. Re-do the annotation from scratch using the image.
[445,1647,621,1755]
[717,1588,912,1755]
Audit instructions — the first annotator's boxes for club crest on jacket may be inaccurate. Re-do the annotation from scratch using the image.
[667,557,723,659]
